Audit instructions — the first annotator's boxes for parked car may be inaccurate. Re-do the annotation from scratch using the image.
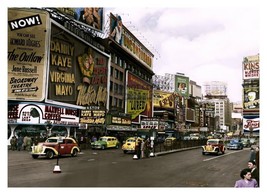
[91,136,120,150]
[240,138,251,147]
[202,138,225,155]
[31,136,80,159]
[227,139,244,150]
[122,137,143,154]
[163,137,177,148]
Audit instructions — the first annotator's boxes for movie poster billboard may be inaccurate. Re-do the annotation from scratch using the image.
[8,8,50,101]
[242,54,259,80]
[47,22,109,109]
[175,75,189,98]
[126,71,153,123]
[56,8,104,32]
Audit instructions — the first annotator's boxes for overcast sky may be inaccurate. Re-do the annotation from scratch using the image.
[104,6,259,103]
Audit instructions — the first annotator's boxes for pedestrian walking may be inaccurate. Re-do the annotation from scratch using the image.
[17,135,24,151]
[234,168,258,187]
[10,136,17,151]
[248,160,259,186]
[136,140,142,159]
[249,147,256,162]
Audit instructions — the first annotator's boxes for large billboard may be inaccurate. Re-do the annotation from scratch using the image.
[153,90,178,109]
[243,115,259,135]
[47,22,109,109]
[126,71,153,123]
[175,75,189,98]
[242,54,259,80]
[243,85,259,111]
[8,8,50,101]
[109,13,153,70]
[56,8,104,32]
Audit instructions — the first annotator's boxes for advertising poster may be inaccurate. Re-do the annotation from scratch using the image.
[243,86,259,110]
[242,54,259,80]
[56,8,104,32]
[153,90,177,109]
[175,75,189,98]
[47,22,109,108]
[243,115,259,135]
[8,8,50,101]
[126,71,153,123]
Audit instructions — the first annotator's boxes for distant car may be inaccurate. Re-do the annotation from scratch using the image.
[122,137,143,154]
[31,136,80,159]
[163,137,177,148]
[227,139,243,150]
[202,138,225,155]
[240,138,251,147]
[91,136,120,150]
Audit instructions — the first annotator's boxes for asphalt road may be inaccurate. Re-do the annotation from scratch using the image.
[8,147,252,187]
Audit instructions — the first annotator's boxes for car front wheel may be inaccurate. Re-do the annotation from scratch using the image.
[46,150,54,159]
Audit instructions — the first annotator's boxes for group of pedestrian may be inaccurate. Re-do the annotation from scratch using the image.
[234,146,260,188]
[136,138,152,159]
[10,134,43,151]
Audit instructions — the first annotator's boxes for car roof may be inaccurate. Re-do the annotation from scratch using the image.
[100,136,117,139]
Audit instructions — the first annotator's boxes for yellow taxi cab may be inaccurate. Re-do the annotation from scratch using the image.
[122,137,143,154]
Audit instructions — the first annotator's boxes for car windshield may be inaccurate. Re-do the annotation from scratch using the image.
[230,140,239,143]
[207,140,218,144]
[127,139,137,142]
[46,138,58,143]
[99,138,107,141]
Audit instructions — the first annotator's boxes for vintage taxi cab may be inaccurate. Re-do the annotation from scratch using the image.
[31,136,80,159]
[202,138,225,155]
[91,136,120,149]
[122,137,143,154]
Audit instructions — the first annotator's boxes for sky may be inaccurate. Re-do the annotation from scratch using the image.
[104,6,259,103]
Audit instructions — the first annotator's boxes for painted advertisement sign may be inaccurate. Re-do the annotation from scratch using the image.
[243,86,259,110]
[56,8,104,32]
[175,75,189,98]
[153,90,179,109]
[242,54,259,80]
[140,118,165,130]
[126,71,153,123]
[80,109,105,124]
[109,13,153,69]
[8,102,79,126]
[8,8,50,101]
[47,22,109,108]
[243,115,259,134]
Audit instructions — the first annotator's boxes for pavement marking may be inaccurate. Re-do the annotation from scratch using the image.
[88,159,95,161]
[203,150,245,162]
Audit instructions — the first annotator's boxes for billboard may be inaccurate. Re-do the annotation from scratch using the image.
[8,8,50,101]
[175,75,189,98]
[126,71,153,123]
[8,102,79,126]
[243,86,259,110]
[243,115,259,135]
[56,8,104,32]
[47,22,109,108]
[109,13,153,70]
[153,90,179,109]
[242,54,259,80]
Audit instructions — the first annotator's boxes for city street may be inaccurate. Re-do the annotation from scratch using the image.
[8,147,252,187]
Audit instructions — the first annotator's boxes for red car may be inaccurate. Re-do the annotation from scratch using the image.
[31,136,80,159]
[202,138,226,155]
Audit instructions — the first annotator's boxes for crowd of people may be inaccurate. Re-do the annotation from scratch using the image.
[234,145,260,187]
[10,134,46,151]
